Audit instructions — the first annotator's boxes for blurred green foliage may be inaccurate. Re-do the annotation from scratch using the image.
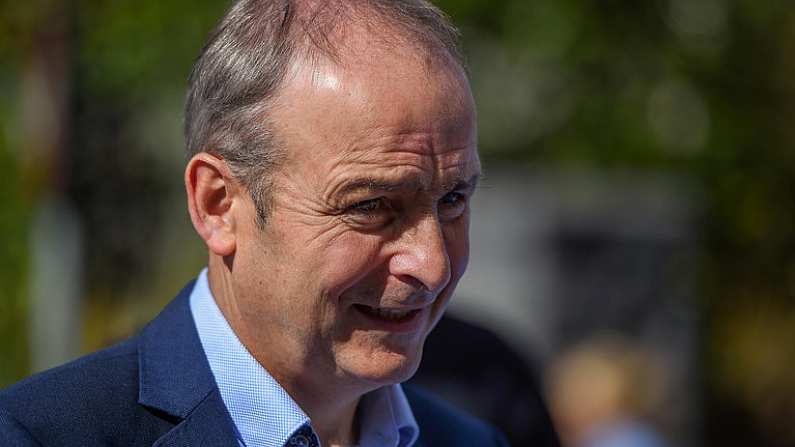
[0,104,31,387]
[1,0,794,444]
[0,0,33,387]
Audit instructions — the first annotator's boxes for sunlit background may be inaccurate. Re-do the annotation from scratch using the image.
[2,1,794,446]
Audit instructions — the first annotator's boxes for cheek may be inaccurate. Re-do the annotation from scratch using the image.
[315,233,386,299]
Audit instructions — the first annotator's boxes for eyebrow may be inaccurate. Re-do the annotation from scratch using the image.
[334,173,481,197]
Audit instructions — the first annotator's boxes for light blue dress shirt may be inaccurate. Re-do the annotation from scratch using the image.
[189,268,420,447]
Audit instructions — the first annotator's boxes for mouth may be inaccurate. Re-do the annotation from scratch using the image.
[352,304,424,332]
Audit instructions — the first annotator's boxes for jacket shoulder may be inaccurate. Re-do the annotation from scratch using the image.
[403,384,510,446]
[0,336,139,406]
[0,337,171,446]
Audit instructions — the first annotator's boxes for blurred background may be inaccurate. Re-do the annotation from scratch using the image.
[2,0,794,446]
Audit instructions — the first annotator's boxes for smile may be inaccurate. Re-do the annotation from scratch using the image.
[352,304,424,332]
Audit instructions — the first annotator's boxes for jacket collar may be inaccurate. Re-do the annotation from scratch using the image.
[136,280,238,446]
[138,280,215,417]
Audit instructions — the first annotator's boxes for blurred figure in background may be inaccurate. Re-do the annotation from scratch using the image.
[411,311,561,447]
[546,335,669,447]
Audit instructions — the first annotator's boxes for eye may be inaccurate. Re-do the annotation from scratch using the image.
[441,191,465,206]
[345,197,394,226]
[438,191,468,220]
[351,198,385,213]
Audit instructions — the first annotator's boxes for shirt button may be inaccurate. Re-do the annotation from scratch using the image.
[289,434,310,447]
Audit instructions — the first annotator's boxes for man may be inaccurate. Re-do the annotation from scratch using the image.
[0,0,509,445]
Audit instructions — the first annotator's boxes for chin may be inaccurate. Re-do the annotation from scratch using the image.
[338,344,424,387]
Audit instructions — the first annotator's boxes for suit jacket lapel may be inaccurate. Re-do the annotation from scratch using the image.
[152,387,239,447]
[137,280,238,446]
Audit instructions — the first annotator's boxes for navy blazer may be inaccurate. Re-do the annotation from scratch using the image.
[0,282,509,446]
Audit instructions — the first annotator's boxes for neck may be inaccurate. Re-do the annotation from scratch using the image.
[262,348,366,446]
[266,364,363,447]
[296,387,361,447]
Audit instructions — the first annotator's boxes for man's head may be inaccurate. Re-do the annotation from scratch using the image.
[184,0,479,397]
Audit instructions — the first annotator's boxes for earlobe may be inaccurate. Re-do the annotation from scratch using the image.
[185,153,237,257]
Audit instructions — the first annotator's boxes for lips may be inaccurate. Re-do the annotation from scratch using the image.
[352,304,425,332]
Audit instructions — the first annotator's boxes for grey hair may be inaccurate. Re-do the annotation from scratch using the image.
[184,0,465,226]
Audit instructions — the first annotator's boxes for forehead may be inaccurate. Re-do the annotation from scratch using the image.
[270,42,478,183]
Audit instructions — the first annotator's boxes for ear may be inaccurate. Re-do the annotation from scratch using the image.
[185,153,239,257]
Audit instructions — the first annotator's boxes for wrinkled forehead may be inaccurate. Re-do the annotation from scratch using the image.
[261,15,478,184]
[277,42,475,142]
[283,11,471,109]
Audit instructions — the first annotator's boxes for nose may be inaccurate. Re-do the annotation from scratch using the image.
[388,214,452,296]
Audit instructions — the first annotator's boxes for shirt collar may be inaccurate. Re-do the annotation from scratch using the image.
[189,268,419,447]
[358,381,419,447]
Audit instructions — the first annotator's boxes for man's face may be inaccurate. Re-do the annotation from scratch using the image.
[230,45,479,390]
